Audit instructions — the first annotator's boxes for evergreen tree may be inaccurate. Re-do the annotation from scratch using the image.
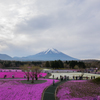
[45,61,50,68]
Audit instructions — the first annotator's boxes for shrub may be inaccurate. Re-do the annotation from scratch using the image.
[90,77,100,84]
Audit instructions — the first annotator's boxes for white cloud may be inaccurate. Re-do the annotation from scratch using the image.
[0,0,100,59]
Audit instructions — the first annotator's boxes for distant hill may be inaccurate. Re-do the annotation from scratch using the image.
[80,59,99,63]
[0,54,12,60]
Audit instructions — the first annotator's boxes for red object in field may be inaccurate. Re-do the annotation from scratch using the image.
[86,76,88,80]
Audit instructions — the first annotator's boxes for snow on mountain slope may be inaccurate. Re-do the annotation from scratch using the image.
[36,48,60,55]
[44,48,60,54]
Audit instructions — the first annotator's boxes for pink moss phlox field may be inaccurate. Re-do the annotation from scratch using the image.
[0,72,47,78]
[0,79,59,100]
[56,80,100,100]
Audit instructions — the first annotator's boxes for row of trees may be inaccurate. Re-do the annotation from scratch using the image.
[65,61,86,69]
[45,60,86,69]
[84,61,100,69]
[0,60,100,70]
[0,60,42,68]
[45,60,64,69]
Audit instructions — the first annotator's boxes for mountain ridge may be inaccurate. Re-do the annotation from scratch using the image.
[0,54,12,60]
[0,48,78,61]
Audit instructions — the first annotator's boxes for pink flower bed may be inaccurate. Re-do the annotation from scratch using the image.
[0,79,59,100]
[56,80,100,100]
[0,72,47,78]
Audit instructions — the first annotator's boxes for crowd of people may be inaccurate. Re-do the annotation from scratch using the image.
[55,75,96,81]
[56,75,69,81]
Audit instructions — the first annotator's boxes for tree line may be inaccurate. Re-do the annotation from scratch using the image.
[65,61,86,69]
[45,60,86,69]
[0,60,42,69]
[45,60,64,69]
[0,60,100,69]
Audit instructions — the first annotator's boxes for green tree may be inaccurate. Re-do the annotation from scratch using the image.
[33,66,43,80]
[20,64,31,81]
[50,61,55,69]
[58,60,64,68]
[0,63,3,68]
[45,61,50,68]
[50,60,64,69]
[78,62,86,69]
[74,65,79,69]
[69,61,78,69]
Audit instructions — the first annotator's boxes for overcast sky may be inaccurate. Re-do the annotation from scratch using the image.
[0,0,100,60]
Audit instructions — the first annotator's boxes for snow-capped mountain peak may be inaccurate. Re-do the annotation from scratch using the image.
[36,48,61,55]
[44,48,60,54]
[32,48,78,60]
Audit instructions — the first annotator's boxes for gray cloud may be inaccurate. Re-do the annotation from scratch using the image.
[0,0,100,60]
[15,15,54,34]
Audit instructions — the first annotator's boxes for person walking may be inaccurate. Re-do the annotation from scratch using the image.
[66,76,68,80]
[12,75,14,78]
[64,75,66,81]
[73,76,74,80]
[86,76,88,80]
[4,75,7,79]
[67,76,69,80]
[76,76,77,80]
[79,76,80,80]
[62,76,63,81]
[24,75,26,78]
[60,76,63,81]
[80,76,82,80]
[60,75,62,81]
[60,76,62,81]
[91,76,92,79]
[56,77,58,80]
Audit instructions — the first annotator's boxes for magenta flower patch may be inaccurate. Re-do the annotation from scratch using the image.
[0,79,59,100]
[56,80,100,100]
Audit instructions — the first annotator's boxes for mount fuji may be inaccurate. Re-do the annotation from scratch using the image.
[13,48,78,61]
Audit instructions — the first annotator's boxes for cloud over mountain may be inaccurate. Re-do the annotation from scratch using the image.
[0,0,100,60]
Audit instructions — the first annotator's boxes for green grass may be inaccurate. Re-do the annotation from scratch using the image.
[21,80,47,84]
